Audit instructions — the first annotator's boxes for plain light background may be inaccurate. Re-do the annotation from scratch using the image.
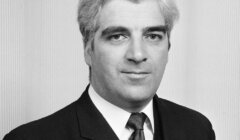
[1,0,240,139]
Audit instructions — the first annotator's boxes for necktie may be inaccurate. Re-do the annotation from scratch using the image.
[126,112,147,140]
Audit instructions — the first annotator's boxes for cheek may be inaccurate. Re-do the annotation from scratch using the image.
[93,48,121,74]
[152,49,168,74]
[97,43,125,63]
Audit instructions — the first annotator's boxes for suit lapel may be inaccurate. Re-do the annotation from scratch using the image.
[153,95,180,140]
[75,85,119,140]
[153,95,164,140]
[154,95,189,140]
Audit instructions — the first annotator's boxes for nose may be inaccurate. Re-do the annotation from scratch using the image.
[125,37,147,64]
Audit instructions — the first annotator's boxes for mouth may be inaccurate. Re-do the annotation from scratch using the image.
[122,71,149,74]
[121,71,150,79]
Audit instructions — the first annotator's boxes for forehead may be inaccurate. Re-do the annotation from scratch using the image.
[97,0,165,30]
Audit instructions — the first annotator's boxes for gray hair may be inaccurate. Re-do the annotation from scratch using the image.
[77,0,179,47]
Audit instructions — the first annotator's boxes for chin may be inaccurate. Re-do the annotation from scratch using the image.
[123,88,155,101]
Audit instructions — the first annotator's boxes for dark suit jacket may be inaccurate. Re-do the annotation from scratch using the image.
[3,85,215,140]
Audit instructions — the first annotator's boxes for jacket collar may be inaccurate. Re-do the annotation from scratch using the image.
[75,85,119,140]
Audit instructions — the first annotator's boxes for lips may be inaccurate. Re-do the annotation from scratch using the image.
[122,71,149,74]
[121,70,150,80]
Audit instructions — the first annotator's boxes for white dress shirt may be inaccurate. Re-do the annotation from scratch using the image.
[88,85,154,140]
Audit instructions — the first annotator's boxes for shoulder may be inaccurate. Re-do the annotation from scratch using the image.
[157,98,209,120]
[3,101,80,140]
[154,97,215,139]
[155,97,213,127]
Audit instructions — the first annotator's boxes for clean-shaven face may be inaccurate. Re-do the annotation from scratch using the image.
[84,0,169,112]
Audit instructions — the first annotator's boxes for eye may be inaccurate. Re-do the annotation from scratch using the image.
[145,33,164,42]
[108,34,127,42]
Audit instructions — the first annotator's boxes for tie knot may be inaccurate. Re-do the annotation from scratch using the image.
[127,112,147,130]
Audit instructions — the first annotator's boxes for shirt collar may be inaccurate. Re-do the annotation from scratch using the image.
[142,99,154,133]
[88,85,154,138]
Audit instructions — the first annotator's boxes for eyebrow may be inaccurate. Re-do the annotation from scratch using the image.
[101,25,168,37]
[143,25,168,34]
[101,26,130,37]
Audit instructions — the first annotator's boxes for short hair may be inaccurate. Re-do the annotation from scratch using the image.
[77,0,179,47]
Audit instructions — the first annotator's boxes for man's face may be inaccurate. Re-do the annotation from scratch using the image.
[84,0,169,111]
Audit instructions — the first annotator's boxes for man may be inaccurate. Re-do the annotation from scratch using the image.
[4,0,215,139]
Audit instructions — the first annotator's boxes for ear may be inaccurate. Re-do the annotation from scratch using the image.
[167,32,171,50]
[84,41,93,67]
